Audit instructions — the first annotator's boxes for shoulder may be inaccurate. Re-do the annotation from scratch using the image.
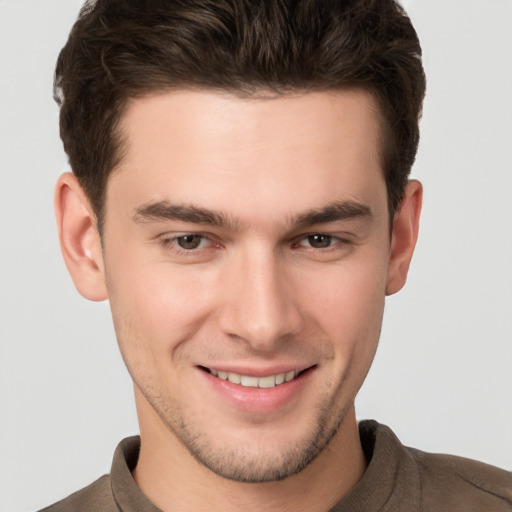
[38,475,116,512]
[409,446,512,510]
[357,420,512,511]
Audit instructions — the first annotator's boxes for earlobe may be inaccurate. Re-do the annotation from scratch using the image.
[54,172,108,301]
[386,180,423,296]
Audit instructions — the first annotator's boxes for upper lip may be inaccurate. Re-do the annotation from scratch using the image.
[198,364,316,377]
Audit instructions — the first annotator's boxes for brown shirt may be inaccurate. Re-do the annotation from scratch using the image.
[40,420,512,511]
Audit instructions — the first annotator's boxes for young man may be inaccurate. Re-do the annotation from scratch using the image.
[43,0,511,510]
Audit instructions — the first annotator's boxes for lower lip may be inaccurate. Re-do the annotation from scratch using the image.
[198,367,315,414]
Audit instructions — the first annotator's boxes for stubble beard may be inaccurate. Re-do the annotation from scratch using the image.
[137,381,351,484]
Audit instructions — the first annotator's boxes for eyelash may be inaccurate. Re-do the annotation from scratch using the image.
[293,234,348,250]
[158,232,351,255]
[159,234,216,255]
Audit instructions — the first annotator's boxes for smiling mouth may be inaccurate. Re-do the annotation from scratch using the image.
[199,366,313,389]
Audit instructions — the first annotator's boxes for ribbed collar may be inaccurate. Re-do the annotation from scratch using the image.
[110,436,162,511]
[110,421,421,512]
[331,420,422,512]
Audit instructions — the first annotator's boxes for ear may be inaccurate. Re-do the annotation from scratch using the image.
[386,180,423,296]
[54,172,108,301]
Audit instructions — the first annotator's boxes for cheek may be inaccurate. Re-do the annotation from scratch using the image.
[299,255,388,354]
[308,261,387,401]
[106,249,218,353]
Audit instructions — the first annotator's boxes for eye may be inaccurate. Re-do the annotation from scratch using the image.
[157,232,221,263]
[175,234,208,250]
[299,234,337,249]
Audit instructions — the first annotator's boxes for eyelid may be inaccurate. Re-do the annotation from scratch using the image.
[293,231,352,246]
[298,235,336,248]
[156,230,353,254]
[158,232,211,248]
[158,229,231,258]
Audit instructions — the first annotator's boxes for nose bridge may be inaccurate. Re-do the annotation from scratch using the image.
[218,244,303,349]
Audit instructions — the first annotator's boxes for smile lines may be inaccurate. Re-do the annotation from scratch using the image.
[204,367,308,388]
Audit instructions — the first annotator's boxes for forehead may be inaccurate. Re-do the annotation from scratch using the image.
[118,88,383,159]
[107,89,387,225]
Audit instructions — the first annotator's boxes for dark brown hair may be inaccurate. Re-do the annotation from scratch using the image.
[55,0,426,227]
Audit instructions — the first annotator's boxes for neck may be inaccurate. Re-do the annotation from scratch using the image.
[132,389,366,512]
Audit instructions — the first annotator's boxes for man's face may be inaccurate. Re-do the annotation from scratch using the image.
[102,90,392,482]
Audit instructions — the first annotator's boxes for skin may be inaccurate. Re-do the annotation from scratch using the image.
[55,89,422,512]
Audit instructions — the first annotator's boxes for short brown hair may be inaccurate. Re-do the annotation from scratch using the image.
[55,0,426,227]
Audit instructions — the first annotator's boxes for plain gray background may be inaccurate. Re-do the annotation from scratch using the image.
[1,1,511,511]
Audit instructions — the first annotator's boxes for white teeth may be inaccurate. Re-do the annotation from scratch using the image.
[227,372,241,384]
[240,375,259,387]
[285,370,296,382]
[209,369,299,388]
[258,375,276,388]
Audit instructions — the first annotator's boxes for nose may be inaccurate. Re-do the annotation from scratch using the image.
[217,248,304,351]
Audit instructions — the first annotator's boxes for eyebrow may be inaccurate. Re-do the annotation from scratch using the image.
[132,199,372,230]
[293,201,372,228]
[132,201,239,230]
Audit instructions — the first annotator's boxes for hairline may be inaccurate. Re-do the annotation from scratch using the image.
[94,84,395,235]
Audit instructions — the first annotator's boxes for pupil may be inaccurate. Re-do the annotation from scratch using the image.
[178,235,201,249]
[308,234,331,248]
